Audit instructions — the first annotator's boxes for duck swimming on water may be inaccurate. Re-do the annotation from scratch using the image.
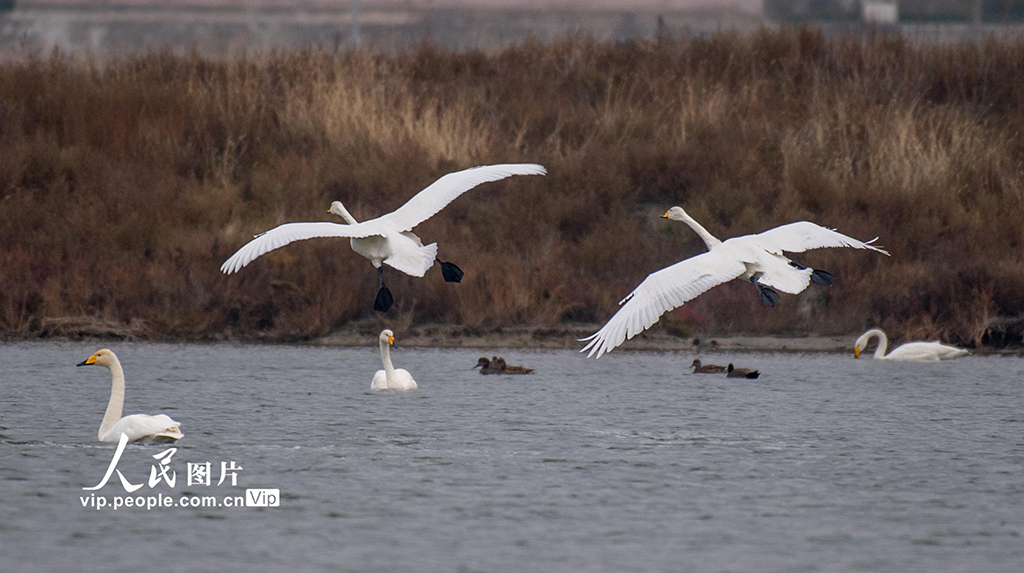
[691,359,727,373]
[494,358,533,374]
[727,363,760,379]
[474,357,534,375]
[474,357,501,375]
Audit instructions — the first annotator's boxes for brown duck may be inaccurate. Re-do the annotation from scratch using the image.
[474,357,534,375]
[495,357,533,374]
[727,363,760,379]
[691,359,727,374]
[475,357,501,374]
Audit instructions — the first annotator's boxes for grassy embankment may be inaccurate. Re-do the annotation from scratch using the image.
[2,29,1024,347]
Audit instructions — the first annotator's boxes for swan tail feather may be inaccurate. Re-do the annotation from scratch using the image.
[383,242,438,278]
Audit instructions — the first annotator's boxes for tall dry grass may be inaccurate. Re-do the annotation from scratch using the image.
[3,30,1024,346]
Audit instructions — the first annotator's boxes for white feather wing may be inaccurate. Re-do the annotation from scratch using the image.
[379,164,547,232]
[749,221,890,255]
[104,414,183,442]
[371,370,388,390]
[221,222,387,274]
[580,251,747,359]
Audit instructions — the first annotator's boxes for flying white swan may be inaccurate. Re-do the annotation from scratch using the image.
[580,206,889,358]
[371,329,418,390]
[854,329,968,361]
[76,349,184,443]
[221,164,547,312]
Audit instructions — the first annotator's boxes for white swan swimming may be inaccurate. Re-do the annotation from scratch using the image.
[76,349,184,443]
[221,164,546,312]
[854,329,968,361]
[581,206,889,358]
[371,329,418,391]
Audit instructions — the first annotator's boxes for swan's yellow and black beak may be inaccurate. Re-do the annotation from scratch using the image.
[661,210,670,218]
[326,209,331,213]
[76,354,98,367]
[387,335,394,346]
[853,347,861,358]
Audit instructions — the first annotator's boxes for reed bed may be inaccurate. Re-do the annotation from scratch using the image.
[2,29,1024,346]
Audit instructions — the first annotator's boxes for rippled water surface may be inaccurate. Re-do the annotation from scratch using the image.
[1,341,1022,572]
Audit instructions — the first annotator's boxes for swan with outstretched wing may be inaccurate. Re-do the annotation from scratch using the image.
[221,164,546,312]
[580,207,889,358]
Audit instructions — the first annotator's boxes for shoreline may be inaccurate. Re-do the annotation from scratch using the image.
[6,319,1020,354]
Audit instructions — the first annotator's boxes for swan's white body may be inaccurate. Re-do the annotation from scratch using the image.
[77,349,184,443]
[371,330,418,391]
[220,164,546,277]
[854,329,968,361]
[581,207,889,358]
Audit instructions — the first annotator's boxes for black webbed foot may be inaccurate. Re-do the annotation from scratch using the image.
[758,286,780,307]
[438,259,464,283]
[750,275,780,307]
[811,269,836,285]
[373,267,393,312]
[373,284,394,313]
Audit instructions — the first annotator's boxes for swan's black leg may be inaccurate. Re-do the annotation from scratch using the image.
[790,261,836,286]
[374,267,394,312]
[437,258,464,283]
[750,276,780,307]
[811,269,836,285]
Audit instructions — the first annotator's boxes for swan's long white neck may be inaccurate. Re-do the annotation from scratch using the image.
[681,214,722,250]
[332,202,359,225]
[865,329,889,359]
[100,359,126,439]
[379,338,397,382]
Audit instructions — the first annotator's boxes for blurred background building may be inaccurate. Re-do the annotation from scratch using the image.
[0,1,1023,55]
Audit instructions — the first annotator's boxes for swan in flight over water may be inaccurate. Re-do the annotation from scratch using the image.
[581,206,889,358]
[221,164,547,312]
[854,329,968,361]
[372,329,418,390]
[76,349,184,443]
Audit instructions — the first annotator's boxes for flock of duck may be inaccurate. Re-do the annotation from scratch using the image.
[691,360,760,379]
[73,163,969,444]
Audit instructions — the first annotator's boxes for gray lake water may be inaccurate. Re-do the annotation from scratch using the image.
[1,341,1022,572]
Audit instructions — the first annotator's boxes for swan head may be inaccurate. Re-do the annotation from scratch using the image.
[662,206,690,222]
[853,330,880,358]
[76,348,117,368]
[328,201,359,224]
[379,329,395,346]
[474,357,489,369]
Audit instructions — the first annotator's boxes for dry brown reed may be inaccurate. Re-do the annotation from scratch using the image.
[3,29,1024,346]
